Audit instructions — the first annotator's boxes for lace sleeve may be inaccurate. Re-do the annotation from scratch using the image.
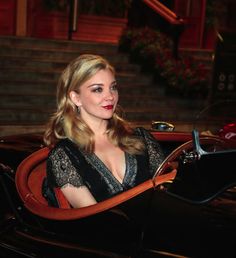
[47,147,84,188]
[135,127,165,176]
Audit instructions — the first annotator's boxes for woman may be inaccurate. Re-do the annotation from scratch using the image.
[43,54,164,208]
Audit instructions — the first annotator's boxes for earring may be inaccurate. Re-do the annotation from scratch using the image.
[77,106,80,114]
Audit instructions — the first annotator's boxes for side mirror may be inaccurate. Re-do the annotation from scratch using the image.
[151,121,175,131]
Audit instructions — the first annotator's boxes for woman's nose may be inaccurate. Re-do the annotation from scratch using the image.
[104,90,115,100]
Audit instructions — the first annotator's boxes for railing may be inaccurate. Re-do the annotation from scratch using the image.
[143,0,184,25]
[142,0,185,59]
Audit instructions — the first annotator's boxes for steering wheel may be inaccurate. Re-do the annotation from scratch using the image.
[152,136,227,186]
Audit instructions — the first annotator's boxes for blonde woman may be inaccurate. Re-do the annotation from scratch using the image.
[43,54,164,208]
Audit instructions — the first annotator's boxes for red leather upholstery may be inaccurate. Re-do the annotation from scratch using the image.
[28,161,48,206]
[16,147,50,207]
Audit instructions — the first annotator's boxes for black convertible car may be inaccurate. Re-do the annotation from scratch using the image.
[0,121,236,258]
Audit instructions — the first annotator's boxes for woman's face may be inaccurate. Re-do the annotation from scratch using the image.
[70,68,119,124]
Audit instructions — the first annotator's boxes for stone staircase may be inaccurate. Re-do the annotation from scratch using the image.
[0,36,209,136]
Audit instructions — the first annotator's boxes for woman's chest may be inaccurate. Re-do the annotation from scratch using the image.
[94,144,126,183]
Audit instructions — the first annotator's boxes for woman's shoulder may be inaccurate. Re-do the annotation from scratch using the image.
[133,127,161,146]
[48,138,75,157]
[133,127,153,138]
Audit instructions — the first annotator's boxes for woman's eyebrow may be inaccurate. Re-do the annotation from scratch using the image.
[87,80,117,88]
[87,83,103,88]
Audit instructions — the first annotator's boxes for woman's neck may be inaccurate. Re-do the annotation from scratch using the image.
[86,119,108,137]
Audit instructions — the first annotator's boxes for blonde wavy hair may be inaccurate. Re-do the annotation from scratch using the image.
[44,54,145,154]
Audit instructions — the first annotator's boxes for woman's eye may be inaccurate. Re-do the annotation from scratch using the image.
[111,84,118,91]
[92,87,103,93]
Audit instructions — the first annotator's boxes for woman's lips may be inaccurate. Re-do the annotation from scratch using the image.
[102,105,113,110]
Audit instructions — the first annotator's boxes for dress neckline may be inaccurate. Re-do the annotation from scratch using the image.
[65,138,138,192]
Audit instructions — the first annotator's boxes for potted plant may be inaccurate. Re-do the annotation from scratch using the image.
[119,27,208,97]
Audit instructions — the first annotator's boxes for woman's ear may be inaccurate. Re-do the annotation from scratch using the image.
[69,91,81,107]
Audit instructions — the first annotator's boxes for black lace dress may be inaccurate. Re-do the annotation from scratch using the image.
[43,127,164,206]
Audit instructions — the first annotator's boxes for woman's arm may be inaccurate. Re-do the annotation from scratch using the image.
[47,144,97,208]
[61,184,97,208]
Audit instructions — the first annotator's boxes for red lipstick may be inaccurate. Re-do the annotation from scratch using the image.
[103,105,113,110]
